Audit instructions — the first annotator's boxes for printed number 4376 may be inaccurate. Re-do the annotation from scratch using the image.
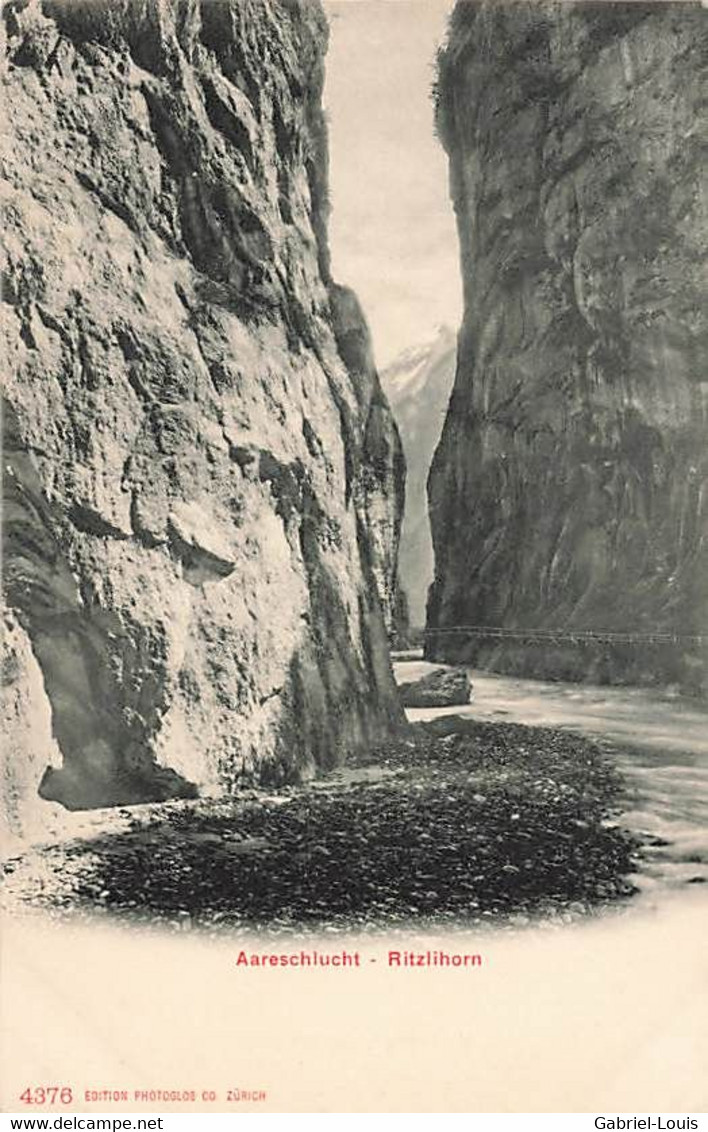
[20,1086,73,1105]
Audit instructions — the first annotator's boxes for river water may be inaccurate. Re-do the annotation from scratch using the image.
[395,659,708,901]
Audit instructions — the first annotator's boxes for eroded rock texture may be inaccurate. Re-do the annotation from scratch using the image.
[429,1,708,691]
[1,0,405,823]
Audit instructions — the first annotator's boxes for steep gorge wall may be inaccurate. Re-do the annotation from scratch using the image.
[429,1,708,690]
[1,0,405,833]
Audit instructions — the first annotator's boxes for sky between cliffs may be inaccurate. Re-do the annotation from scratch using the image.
[324,0,461,367]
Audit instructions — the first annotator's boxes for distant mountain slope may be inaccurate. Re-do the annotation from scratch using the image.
[382,326,457,625]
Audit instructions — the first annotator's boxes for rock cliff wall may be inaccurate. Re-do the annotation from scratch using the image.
[1,0,405,831]
[429,1,708,691]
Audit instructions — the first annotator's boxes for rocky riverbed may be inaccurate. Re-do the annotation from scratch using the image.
[396,659,708,904]
[5,658,705,938]
[2,700,639,937]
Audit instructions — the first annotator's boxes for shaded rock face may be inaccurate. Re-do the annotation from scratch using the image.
[382,326,456,627]
[1,608,63,846]
[398,666,472,709]
[1,0,405,820]
[429,1,708,691]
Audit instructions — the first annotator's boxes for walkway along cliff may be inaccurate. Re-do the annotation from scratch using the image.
[428,1,708,692]
[1,0,406,836]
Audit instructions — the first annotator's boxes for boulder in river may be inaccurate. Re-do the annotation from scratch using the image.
[399,667,472,708]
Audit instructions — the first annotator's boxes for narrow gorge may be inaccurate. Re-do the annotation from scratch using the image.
[1,0,406,838]
[428,0,707,692]
[381,325,456,628]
